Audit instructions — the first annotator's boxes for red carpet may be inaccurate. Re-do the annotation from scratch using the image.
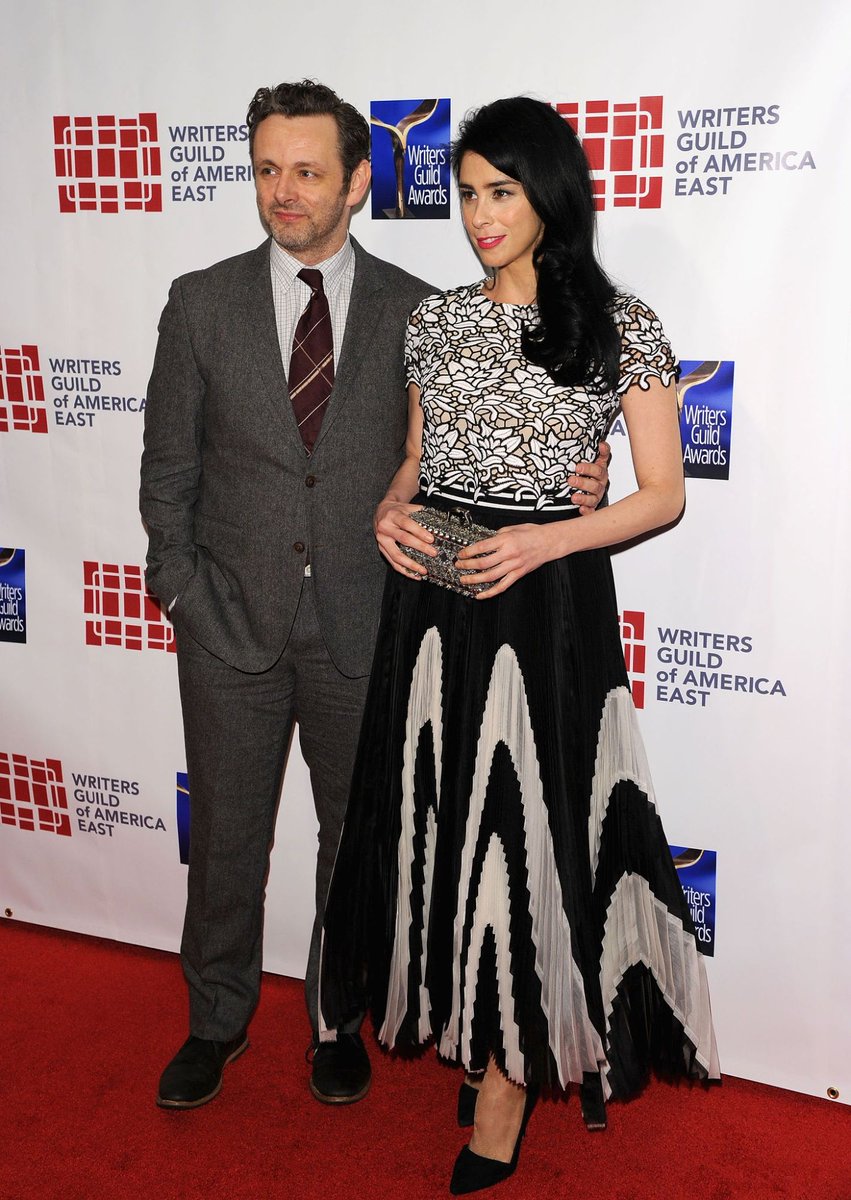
[0,920,848,1200]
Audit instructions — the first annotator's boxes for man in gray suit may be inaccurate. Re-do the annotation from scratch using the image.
[140,80,609,1112]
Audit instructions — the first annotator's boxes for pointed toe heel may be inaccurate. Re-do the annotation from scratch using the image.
[449,1085,539,1195]
[450,1145,514,1195]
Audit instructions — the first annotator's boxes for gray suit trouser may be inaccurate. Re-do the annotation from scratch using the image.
[174,577,369,1040]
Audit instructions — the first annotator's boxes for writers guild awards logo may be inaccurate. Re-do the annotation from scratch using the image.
[167,120,251,203]
[619,605,786,709]
[2,346,143,432]
[673,104,815,198]
[69,771,164,840]
[176,771,191,864]
[556,96,664,210]
[370,99,450,219]
[677,360,734,480]
[0,753,72,837]
[671,846,717,955]
[83,561,175,652]
[53,113,162,213]
[619,609,647,708]
[0,345,47,433]
[0,548,26,643]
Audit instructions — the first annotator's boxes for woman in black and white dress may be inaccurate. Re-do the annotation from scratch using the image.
[321,96,719,1195]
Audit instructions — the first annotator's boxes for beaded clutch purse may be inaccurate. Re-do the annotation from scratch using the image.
[397,507,496,597]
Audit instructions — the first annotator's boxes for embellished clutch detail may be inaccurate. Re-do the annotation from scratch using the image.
[397,507,496,597]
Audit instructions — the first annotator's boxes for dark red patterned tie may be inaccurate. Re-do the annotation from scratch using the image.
[288,268,334,452]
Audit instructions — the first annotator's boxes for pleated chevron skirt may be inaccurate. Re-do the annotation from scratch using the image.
[320,497,719,1099]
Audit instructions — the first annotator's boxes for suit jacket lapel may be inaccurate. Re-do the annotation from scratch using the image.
[311,238,387,453]
[232,239,305,450]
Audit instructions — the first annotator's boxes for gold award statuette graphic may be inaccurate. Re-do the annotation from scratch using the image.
[676,360,720,412]
[371,100,440,219]
[672,848,704,869]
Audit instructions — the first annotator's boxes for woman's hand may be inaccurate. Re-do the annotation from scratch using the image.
[374,498,436,578]
[455,522,568,599]
[374,382,432,578]
[569,440,611,515]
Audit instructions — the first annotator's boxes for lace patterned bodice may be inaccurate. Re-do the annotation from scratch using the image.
[405,283,678,511]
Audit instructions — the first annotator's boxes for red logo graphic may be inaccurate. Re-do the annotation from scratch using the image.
[0,753,71,837]
[83,561,175,652]
[556,97,664,210]
[619,609,647,708]
[53,113,162,213]
[0,345,47,433]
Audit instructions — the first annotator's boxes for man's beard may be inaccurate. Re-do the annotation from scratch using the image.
[258,191,348,256]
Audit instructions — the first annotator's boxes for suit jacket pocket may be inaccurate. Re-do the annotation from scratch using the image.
[172,536,238,625]
[193,509,246,546]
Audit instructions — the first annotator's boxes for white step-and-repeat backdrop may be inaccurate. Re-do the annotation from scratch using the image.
[2,0,849,1106]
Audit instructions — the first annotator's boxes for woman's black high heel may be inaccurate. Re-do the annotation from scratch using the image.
[449,1086,539,1195]
[579,1073,607,1131]
[457,1081,479,1128]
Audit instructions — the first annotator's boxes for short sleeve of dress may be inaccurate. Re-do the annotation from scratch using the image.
[404,301,426,389]
[616,295,679,395]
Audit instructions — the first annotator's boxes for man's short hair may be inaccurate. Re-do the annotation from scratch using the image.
[247,80,370,185]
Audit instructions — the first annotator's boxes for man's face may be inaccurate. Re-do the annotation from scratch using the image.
[252,114,370,265]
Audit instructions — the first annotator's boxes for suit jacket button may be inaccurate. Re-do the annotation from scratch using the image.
[305,475,316,488]
[293,541,305,554]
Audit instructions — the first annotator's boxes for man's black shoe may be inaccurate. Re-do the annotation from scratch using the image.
[309,1032,371,1104]
[156,1032,249,1109]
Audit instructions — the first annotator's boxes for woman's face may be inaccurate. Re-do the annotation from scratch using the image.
[458,151,544,274]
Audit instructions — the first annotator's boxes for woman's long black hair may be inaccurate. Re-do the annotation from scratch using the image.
[452,97,620,393]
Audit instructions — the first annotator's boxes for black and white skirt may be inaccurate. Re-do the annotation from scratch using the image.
[320,497,719,1099]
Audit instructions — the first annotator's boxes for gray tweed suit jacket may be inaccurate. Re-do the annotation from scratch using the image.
[140,237,433,677]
